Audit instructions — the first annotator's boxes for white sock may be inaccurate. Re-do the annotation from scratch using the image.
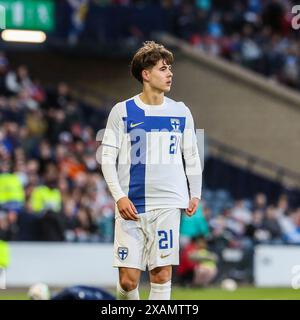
[116,282,140,300]
[149,280,171,300]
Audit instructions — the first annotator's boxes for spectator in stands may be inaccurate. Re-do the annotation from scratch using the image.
[245,209,268,244]
[177,236,218,287]
[67,0,90,45]
[207,12,223,39]
[5,65,33,96]
[46,82,72,110]
[62,197,78,242]
[26,109,47,139]
[0,209,19,241]
[252,192,267,212]
[180,203,210,247]
[226,200,252,240]
[27,162,64,241]
[0,165,25,212]
[4,210,19,241]
[38,209,65,242]
[0,212,8,240]
[97,204,114,243]
[29,162,62,214]
[279,209,300,244]
[231,200,252,225]
[36,140,54,173]
[262,0,285,33]
[208,208,232,253]
[73,206,99,242]
[0,52,9,95]
[262,205,282,243]
[46,109,69,145]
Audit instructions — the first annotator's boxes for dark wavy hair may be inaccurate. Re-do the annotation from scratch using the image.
[130,41,174,83]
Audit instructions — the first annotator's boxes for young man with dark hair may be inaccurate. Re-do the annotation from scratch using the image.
[101,41,202,300]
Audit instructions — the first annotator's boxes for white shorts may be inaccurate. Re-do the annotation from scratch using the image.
[113,208,181,271]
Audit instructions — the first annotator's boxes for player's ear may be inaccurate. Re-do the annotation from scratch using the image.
[141,69,150,82]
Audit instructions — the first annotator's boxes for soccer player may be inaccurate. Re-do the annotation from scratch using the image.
[100,41,202,300]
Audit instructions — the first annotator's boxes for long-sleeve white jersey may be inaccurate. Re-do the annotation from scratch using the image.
[101,94,202,214]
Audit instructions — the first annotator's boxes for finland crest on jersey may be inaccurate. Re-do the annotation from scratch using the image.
[170,118,180,131]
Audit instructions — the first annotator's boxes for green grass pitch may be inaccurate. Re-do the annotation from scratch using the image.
[0,286,299,300]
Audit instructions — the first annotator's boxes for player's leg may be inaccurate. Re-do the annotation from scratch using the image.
[149,265,172,300]
[113,213,147,300]
[146,208,181,300]
[117,267,141,300]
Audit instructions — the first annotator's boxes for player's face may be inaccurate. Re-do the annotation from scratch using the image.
[145,59,173,93]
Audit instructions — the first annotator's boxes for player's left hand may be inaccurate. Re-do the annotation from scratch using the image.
[185,197,199,217]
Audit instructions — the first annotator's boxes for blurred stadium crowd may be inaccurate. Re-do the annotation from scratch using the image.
[71,0,300,89]
[0,52,113,243]
[173,0,300,89]
[177,191,300,284]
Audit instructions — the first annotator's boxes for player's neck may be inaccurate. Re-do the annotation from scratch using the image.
[139,89,164,106]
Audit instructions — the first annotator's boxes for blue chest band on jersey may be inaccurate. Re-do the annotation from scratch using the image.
[124,99,186,214]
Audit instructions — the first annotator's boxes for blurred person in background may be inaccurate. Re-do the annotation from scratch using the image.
[231,199,252,227]
[252,192,267,212]
[67,0,90,45]
[73,206,99,242]
[262,205,282,243]
[0,51,9,95]
[280,208,300,244]
[275,194,289,218]
[0,151,25,212]
[5,65,33,96]
[46,82,73,110]
[29,162,62,215]
[180,202,210,247]
[177,236,218,287]
[62,197,78,242]
[245,209,269,244]
[29,162,64,241]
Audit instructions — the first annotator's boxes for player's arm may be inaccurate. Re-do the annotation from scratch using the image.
[182,106,202,216]
[100,105,138,221]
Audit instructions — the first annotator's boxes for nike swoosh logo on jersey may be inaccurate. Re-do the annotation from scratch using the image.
[130,121,144,128]
[160,253,171,259]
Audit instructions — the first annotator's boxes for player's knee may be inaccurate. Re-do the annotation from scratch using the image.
[119,278,138,292]
[151,267,172,284]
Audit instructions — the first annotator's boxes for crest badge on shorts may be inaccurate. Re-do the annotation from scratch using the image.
[118,247,128,260]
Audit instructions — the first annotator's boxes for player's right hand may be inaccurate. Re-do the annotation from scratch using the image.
[117,197,139,221]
